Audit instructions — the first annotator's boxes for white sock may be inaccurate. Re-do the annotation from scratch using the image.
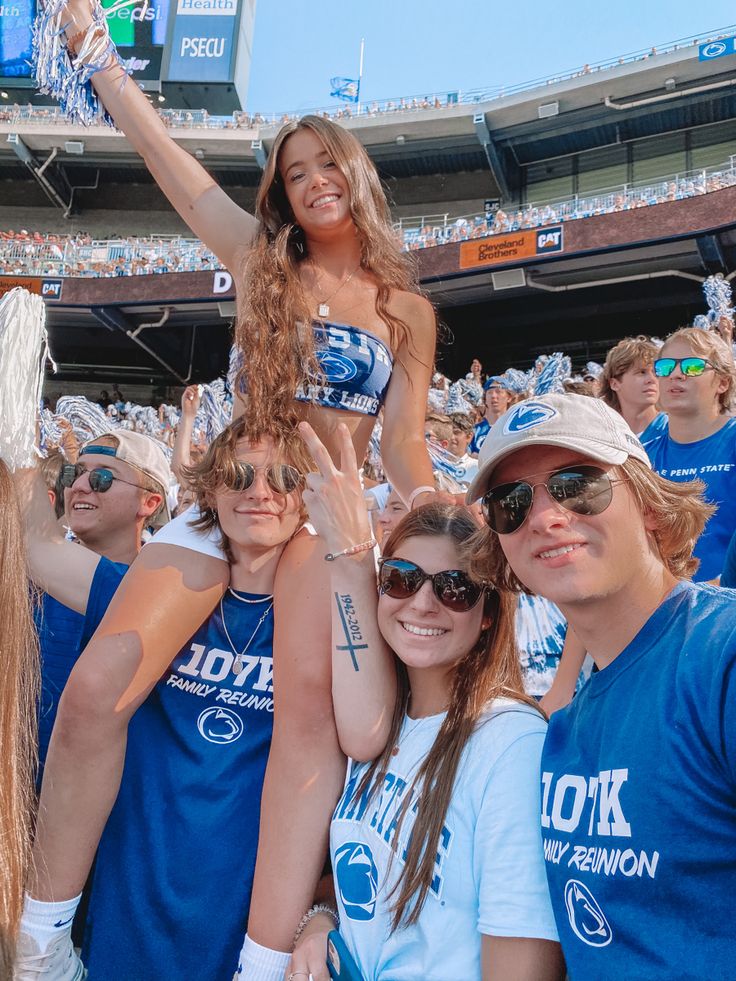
[236,933,291,981]
[20,893,83,953]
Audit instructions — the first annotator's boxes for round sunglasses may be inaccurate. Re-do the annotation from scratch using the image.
[60,463,147,494]
[654,357,714,378]
[219,461,303,495]
[482,465,624,535]
[378,558,485,612]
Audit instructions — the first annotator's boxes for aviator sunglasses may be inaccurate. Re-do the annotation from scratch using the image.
[60,463,147,494]
[219,461,303,495]
[378,558,485,612]
[653,357,714,378]
[482,465,624,535]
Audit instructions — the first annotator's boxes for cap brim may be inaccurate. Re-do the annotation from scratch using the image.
[465,436,629,504]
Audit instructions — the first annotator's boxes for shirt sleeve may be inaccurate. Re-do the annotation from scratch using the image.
[474,724,558,941]
[80,557,128,650]
[149,504,227,560]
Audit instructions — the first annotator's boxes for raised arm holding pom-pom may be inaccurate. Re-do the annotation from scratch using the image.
[23,3,437,976]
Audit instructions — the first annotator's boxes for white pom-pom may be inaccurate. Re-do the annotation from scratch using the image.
[0,288,55,469]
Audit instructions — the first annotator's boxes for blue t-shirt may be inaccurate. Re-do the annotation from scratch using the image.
[80,563,276,981]
[721,530,736,588]
[541,582,736,980]
[646,418,736,581]
[638,411,668,444]
[34,557,128,774]
[469,418,491,456]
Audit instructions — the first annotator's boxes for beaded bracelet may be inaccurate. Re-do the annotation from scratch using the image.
[292,903,339,949]
[324,538,377,562]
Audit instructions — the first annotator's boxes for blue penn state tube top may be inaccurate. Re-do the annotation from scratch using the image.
[234,321,394,417]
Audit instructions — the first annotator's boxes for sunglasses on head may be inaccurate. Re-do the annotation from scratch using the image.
[482,465,623,535]
[654,357,714,378]
[60,463,146,494]
[220,461,303,495]
[378,558,485,612]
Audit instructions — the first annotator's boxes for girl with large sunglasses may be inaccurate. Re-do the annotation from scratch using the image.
[26,3,437,973]
[287,424,564,981]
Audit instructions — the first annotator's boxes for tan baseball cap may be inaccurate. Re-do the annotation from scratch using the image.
[79,430,173,526]
[465,393,651,503]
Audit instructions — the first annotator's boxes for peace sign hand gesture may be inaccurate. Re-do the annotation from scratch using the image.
[299,422,373,556]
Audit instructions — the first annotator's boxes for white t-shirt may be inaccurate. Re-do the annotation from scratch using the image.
[330,699,558,981]
[452,453,479,488]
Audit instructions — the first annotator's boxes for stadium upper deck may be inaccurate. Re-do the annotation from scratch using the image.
[2,26,736,221]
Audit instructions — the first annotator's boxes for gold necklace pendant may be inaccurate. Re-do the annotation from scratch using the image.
[318,302,330,318]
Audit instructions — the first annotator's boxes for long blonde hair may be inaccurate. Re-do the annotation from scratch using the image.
[352,503,538,929]
[236,115,423,436]
[0,460,39,972]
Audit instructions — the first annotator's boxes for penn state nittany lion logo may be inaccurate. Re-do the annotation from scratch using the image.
[313,351,358,383]
[503,400,558,435]
[564,879,613,947]
[197,706,244,745]
[334,842,378,921]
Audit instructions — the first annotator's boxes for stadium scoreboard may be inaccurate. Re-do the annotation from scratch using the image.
[0,0,254,110]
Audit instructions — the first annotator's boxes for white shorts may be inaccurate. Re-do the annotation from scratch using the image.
[148,504,227,560]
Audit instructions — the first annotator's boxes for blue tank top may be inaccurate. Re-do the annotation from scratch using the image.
[81,567,276,980]
[233,321,394,417]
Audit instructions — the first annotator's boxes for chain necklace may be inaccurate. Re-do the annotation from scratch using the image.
[227,587,273,604]
[311,262,361,319]
[219,596,274,675]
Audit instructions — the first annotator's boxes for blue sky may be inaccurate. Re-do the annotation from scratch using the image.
[246,1,736,113]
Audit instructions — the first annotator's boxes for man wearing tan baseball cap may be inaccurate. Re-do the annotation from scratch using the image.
[466,393,736,981]
[18,429,172,782]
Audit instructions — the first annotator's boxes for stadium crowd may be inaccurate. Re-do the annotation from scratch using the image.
[1,10,735,979]
[3,286,735,980]
[2,156,735,277]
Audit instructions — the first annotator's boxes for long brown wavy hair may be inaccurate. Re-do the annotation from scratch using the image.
[235,115,423,437]
[352,502,539,929]
[468,458,715,588]
[0,460,39,972]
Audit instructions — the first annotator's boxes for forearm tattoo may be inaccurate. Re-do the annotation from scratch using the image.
[334,592,368,672]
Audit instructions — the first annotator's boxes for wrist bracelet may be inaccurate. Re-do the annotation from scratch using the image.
[324,538,377,562]
[292,904,339,949]
[407,485,436,510]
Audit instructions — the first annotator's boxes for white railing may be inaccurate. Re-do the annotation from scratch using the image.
[0,234,219,277]
[1,24,734,130]
[398,159,736,250]
[2,159,735,275]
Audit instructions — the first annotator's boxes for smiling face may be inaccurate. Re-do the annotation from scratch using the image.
[278,128,353,240]
[657,338,729,419]
[212,438,303,556]
[377,534,485,687]
[64,452,160,547]
[489,445,653,610]
[609,360,659,413]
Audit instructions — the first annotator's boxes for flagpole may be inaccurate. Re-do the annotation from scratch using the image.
[357,37,365,114]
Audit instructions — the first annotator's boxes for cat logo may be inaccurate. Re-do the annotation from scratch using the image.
[536,228,563,254]
[41,279,63,300]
